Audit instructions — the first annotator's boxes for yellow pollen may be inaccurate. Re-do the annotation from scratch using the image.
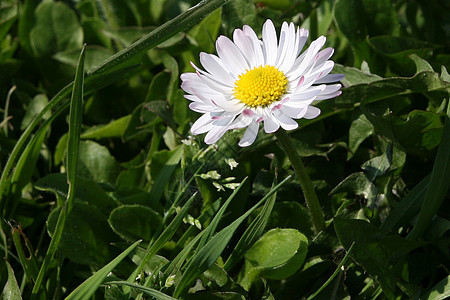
[233,65,288,107]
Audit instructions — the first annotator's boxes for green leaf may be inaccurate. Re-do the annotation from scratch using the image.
[334,218,425,299]
[128,193,197,283]
[35,173,117,213]
[2,261,22,300]
[20,94,50,130]
[240,229,308,289]
[0,0,18,42]
[330,172,378,206]
[409,54,434,73]
[381,175,430,232]
[408,107,450,239]
[80,115,131,140]
[173,176,291,297]
[333,63,382,87]
[223,189,276,270]
[30,1,83,57]
[47,201,118,266]
[76,140,119,185]
[65,240,141,300]
[188,7,222,53]
[108,205,162,242]
[148,146,184,203]
[419,275,450,300]
[362,108,443,155]
[53,46,113,70]
[348,114,374,159]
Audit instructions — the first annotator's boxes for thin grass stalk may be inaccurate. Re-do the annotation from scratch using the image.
[275,129,326,233]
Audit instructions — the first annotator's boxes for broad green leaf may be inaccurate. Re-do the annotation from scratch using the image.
[362,108,443,155]
[77,140,119,185]
[20,94,50,130]
[65,240,141,300]
[80,115,131,140]
[368,36,433,75]
[330,172,378,206]
[30,1,83,57]
[34,173,117,213]
[53,46,113,70]
[265,201,313,238]
[108,205,162,242]
[221,0,257,37]
[0,0,18,42]
[184,291,245,299]
[2,261,22,300]
[419,275,450,300]
[258,0,290,10]
[240,229,308,290]
[333,63,382,87]
[409,54,434,73]
[188,8,222,53]
[47,201,119,266]
[334,218,425,299]
[348,113,374,159]
[144,100,178,134]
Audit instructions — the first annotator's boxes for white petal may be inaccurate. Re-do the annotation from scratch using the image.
[216,36,249,76]
[303,106,321,119]
[280,105,308,118]
[315,90,342,100]
[276,22,297,73]
[199,53,235,86]
[243,25,265,67]
[296,28,309,56]
[233,29,256,68]
[315,73,345,84]
[191,114,214,134]
[288,35,327,80]
[275,112,299,130]
[204,124,230,144]
[262,19,278,66]
[238,121,259,147]
[229,112,253,130]
[292,85,326,100]
[263,115,280,133]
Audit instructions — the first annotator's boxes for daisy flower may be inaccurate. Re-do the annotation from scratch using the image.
[181,19,343,147]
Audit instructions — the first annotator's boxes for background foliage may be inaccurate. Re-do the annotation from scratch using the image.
[0,0,449,299]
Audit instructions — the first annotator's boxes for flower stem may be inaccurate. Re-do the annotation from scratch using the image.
[275,129,326,234]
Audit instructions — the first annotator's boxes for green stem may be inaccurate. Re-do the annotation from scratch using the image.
[275,129,326,233]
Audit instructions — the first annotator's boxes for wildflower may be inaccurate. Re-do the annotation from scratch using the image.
[181,19,343,147]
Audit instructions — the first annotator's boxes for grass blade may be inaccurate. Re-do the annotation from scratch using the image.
[66,44,86,211]
[128,193,197,283]
[173,176,292,298]
[408,106,450,240]
[197,177,248,250]
[106,281,176,300]
[307,242,355,300]
[32,45,86,295]
[65,240,141,300]
[380,175,429,232]
[223,187,277,270]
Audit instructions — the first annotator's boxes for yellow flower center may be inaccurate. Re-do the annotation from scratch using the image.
[233,66,288,107]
